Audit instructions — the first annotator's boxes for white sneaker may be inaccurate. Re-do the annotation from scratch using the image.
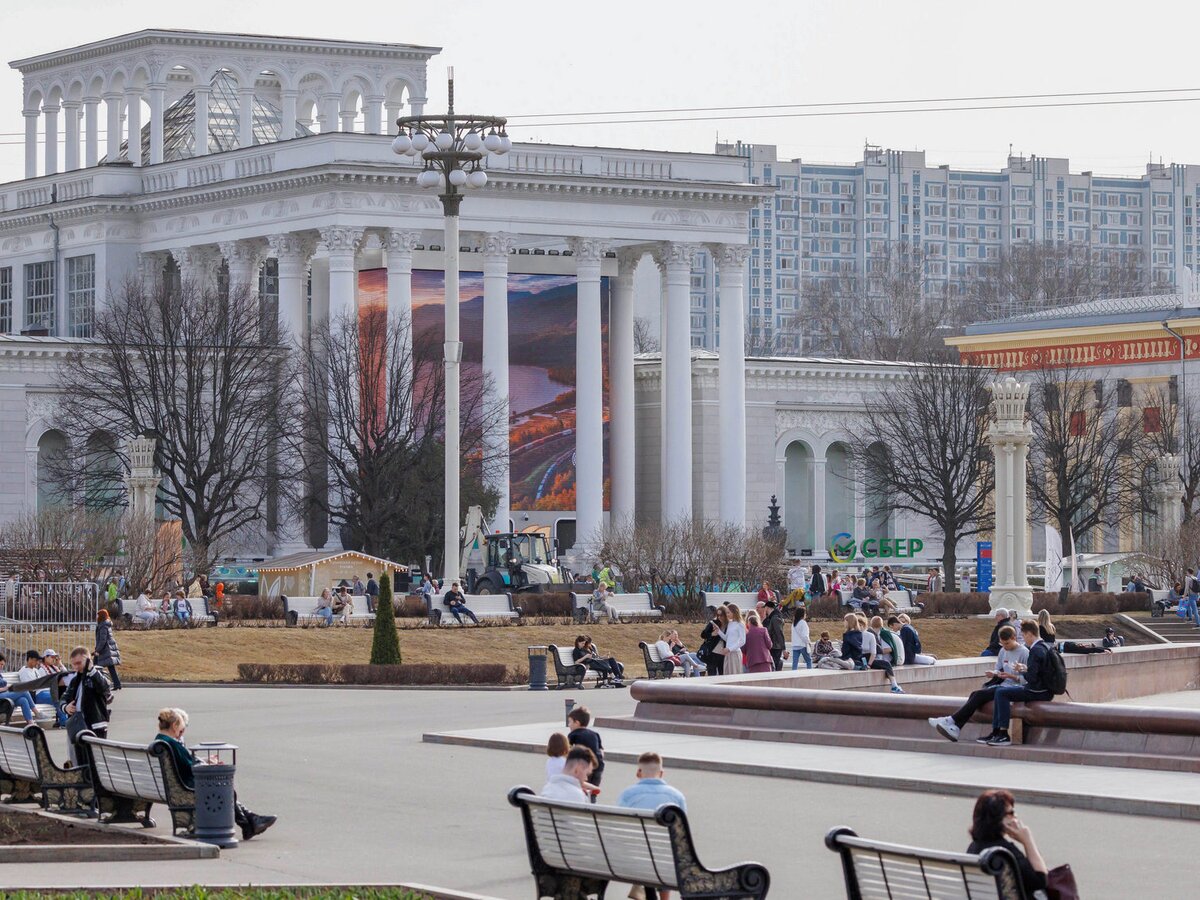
[929,716,960,742]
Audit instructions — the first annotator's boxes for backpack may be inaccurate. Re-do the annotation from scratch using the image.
[1042,647,1069,696]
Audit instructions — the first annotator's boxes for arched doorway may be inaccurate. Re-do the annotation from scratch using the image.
[84,431,123,510]
[783,441,814,553]
[36,429,69,511]
[825,442,854,553]
[865,441,891,542]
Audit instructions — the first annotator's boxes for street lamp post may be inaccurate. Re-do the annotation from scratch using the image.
[392,69,509,583]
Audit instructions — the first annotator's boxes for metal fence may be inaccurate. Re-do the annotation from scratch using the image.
[0,582,101,672]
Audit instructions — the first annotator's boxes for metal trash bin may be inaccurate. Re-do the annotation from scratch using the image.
[528,646,548,691]
[190,741,239,848]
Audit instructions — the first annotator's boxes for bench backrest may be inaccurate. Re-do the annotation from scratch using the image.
[455,594,515,615]
[81,735,169,804]
[0,724,40,781]
[550,645,578,669]
[510,787,681,888]
[700,591,758,611]
[641,641,668,664]
[826,827,1028,900]
[572,591,655,612]
[885,590,911,605]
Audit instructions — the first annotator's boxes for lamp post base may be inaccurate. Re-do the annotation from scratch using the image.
[989,585,1034,618]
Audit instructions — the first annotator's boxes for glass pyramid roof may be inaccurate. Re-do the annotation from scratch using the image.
[104,71,313,164]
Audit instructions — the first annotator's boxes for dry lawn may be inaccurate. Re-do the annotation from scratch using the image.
[105,613,1144,683]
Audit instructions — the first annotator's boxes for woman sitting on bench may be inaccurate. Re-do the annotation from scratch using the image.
[154,707,277,841]
[572,635,625,685]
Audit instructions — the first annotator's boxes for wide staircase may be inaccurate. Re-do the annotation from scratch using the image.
[1125,611,1200,644]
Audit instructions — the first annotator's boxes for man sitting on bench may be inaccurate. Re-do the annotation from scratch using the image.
[539,745,598,802]
[928,624,1027,743]
[443,581,479,625]
[981,620,1056,747]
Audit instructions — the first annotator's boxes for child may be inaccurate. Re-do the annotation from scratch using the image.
[813,631,837,665]
[566,706,605,786]
[545,732,569,781]
[790,606,812,670]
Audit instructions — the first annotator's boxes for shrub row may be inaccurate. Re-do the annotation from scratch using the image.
[789,591,1149,620]
[236,662,508,685]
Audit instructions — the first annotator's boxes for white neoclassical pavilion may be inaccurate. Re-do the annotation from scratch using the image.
[0,29,766,556]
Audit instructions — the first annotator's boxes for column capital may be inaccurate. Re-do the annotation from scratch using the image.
[481,232,517,260]
[42,103,61,115]
[219,238,267,268]
[171,245,221,285]
[268,232,317,264]
[568,237,611,266]
[193,84,212,96]
[60,99,82,111]
[615,246,645,275]
[383,229,422,257]
[137,251,169,288]
[655,241,700,272]
[711,243,751,270]
[22,108,40,119]
[319,226,365,259]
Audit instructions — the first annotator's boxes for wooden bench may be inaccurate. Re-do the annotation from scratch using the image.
[283,595,376,627]
[700,591,759,619]
[509,786,769,899]
[571,591,664,623]
[1,672,61,726]
[548,644,600,689]
[429,592,521,626]
[825,826,1028,899]
[79,731,194,834]
[639,641,678,680]
[0,723,96,813]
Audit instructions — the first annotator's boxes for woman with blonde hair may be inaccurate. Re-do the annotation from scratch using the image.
[716,603,747,675]
[1036,609,1056,645]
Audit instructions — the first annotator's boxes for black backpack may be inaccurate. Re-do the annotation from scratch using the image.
[1043,647,1069,696]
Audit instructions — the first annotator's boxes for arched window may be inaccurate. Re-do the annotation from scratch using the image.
[36,430,69,511]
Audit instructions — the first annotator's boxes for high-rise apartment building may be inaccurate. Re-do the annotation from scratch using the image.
[690,142,1200,352]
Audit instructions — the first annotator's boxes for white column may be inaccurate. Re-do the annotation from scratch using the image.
[443,211,462,581]
[62,101,81,171]
[43,104,59,176]
[609,249,640,526]
[270,233,314,342]
[320,227,362,323]
[137,251,167,290]
[219,240,263,294]
[83,99,100,167]
[409,95,427,117]
[340,109,357,133]
[714,244,750,525]
[660,242,697,522]
[104,93,122,162]
[318,94,339,132]
[147,84,166,164]
[482,233,516,533]
[124,90,142,165]
[385,229,419,428]
[280,91,298,140]
[365,96,384,135]
[23,109,39,178]
[987,376,1034,615]
[570,238,610,554]
[193,86,210,156]
[812,458,828,555]
[237,88,255,148]
[171,246,218,294]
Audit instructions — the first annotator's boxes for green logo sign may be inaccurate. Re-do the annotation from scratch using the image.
[828,533,924,562]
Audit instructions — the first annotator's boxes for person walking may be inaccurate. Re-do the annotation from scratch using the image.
[1185,568,1200,629]
[757,599,787,671]
[61,646,113,766]
[790,606,812,669]
[742,614,774,674]
[93,609,122,690]
[716,603,747,675]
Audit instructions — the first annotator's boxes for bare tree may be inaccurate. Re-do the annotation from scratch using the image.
[633,316,660,354]
[0,507,122,580]
[857,363,995,590]
[1027,365,1138,549]
[1137,382,1200,522]
[52,277,286,576]
[1138,519,1200,590]
[290,309,503,569]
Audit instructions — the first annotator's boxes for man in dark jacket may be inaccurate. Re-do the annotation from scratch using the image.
[757,600,786,671]
[981,608,1013,656]
[62,645,113,764]
[981,621,1056,747]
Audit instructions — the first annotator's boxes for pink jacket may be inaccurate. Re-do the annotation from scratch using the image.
[743,626,774,669]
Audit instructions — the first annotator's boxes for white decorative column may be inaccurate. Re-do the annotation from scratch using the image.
[125,436,160,521]
[1154,453,1184,542]
[571,238,610,555]
[62,101,81,171]
[409,95,427,117]
[23,108,39,178]
[104,93,122,162]
[481,233,516,533]
[220,240,264,294]
[237,88,255,148]
[171,246,219,294]
[385,229,420,428]
[339,109,357,133]
[987,376,1034,616]
[320,227,363,323]
[147,84,166,164]
[714,244,750,525]
[43,104,59,176]
[365,96,384,135]
[193,86,210,156]
[280,91,298,140]
[318,94,339,132]
[83,98,100,167]
[812,457,828,555]
[270,233,314,342]
[137,251,168,291]
[660,242,697,522]
[124,90,142,166]
[609,248,640,526]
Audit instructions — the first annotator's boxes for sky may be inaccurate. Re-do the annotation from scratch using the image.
[4,1,1200,183]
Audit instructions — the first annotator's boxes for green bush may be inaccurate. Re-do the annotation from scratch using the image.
[370,572,402,665]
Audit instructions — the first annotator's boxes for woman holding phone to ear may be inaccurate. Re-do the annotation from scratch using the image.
[967,789,1048,896]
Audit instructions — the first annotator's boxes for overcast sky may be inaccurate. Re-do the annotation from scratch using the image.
[4,1,1200,184]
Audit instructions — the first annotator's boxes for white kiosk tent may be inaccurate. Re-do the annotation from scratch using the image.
[256,550,408,600]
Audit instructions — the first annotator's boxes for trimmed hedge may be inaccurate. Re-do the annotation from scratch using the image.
[511,592,574,617]
[236,662,508,685]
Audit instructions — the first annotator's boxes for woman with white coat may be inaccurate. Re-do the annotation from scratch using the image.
[717,603,747,675]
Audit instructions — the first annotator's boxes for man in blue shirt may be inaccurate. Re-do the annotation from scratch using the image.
[617,751,687,813]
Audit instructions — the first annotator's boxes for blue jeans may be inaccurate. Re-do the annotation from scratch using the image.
[7,692,35,723]
[448,604,479,624]
[791,647,812,669]
[316,607,334,626]
[991,685,1052,732]
[33,690,67,726]
[175,610,191,624]
[1185,595,1200,627]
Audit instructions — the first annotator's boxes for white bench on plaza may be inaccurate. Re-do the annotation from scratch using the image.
[79,731,194,833]
[1,673,58,725]
[283,595,376,627]
[547,644,600,688]
[700,591,759,618]
[429,592,522,626]
[115,596,219,626]
[0,723,95,811]
[571,591,663,623]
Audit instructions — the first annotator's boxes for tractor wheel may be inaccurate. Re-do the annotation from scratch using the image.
[475,580,494,595]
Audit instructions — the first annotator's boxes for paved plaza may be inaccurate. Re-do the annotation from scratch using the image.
[8,685,1200,897]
